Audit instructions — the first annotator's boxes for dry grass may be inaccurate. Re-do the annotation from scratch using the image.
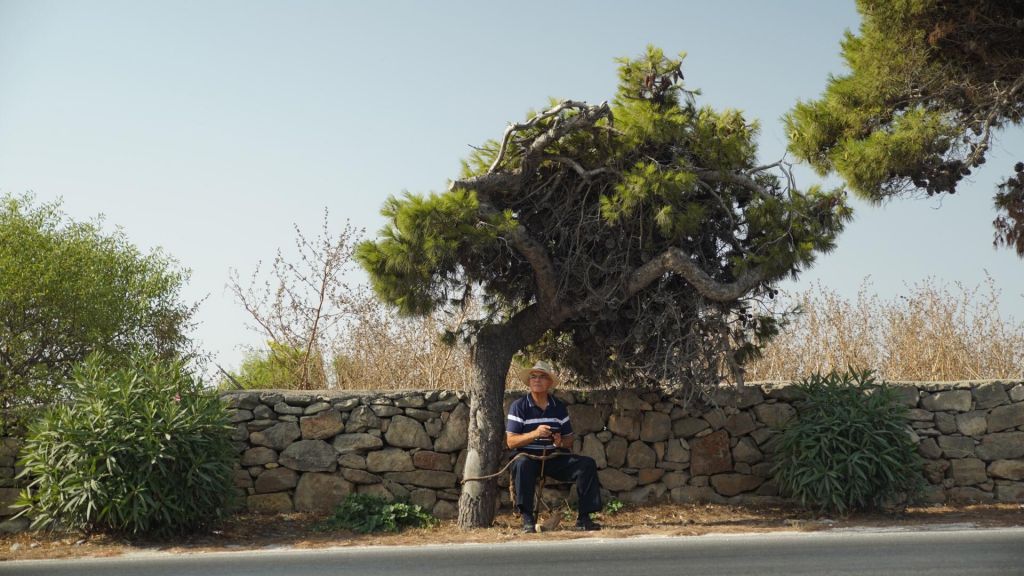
[747,275,1024,382]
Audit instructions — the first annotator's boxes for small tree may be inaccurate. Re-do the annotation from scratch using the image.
[358,47,851,527]
[227,209,362,389]
[786,0,1024,255]
[0,193,196,434]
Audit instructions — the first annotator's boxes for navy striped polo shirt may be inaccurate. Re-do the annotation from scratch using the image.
[506,394,574,452]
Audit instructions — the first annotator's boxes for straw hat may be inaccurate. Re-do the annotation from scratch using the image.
[518,360,561,387]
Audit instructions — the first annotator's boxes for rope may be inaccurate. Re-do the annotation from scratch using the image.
[460,450,567,484]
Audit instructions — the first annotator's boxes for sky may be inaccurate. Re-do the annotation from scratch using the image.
[2,0,1022,373]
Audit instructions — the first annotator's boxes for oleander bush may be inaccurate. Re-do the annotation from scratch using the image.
[317,494,437,533]
[772,369,924,515]
[16,353,235,536]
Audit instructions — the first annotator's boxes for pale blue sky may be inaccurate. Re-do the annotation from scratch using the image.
[2,1,1022,372]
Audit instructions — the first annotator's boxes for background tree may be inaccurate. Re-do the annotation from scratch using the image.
[227,209,362,389]
[786,0,1024,255]
[0,193,197,434]
[357,47,851,528]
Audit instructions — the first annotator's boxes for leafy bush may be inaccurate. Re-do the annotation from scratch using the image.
[16,353,235,536]
[772,369,924,515]
[0,193,196,435]
[317,494,437,533]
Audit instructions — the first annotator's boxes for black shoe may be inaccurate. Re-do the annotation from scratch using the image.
[521,523,537,534]
[574,519,602,531]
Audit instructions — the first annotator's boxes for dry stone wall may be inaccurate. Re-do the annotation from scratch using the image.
[3,381,1022,523]
[223,381,1024,517]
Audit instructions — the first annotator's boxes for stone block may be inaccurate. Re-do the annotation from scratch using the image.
[581,434,607,468]
[333,433,384,454]
[371,405,403,417]
[637,468,665,485]
[948,487,994,503]
[672,418,710,438]
[690,430,733,476]
[918,438,942,459]
[345,406,381,432]
[950,458,987,486]
[273,402,304,416]
[937,435,975,459]
[605,436,628,468]
[385,415,433,449]
[987,460,1024,481]
[627,441,656,469]
[300,409,345,440]
[702,409,726,430]
[254,467,298,493]
[670,486,725,504]
[250,422,301,451]
[955,411,988,437]
[753,403,796,428]
[732,437,763,464]
[664,439,690,463]
[303,401,331,416]
[906,409,934,422]
[987,403,1024,433]
[367,448,415,473]
[614,392,651,411]
[333,397,361,410]
[923,460,950,484]
[413,450,452,471]
[383,470,458,489]
[338,453,367,469]
[597,468,637,492]
[1009,385,1024,403]
[921,390,972,412]
[394,395,426,408]
[976,432,1024,460]
[973,382,1009,410]
[410,489,437,510]
[994,482,1024,502]
[608,411,641,440]
[282,393,316,407]
[640,412,672,442]
[619,485,659,504]
[229,409,253,423]
[710,473,763,497]
[567,405,606,435]
[434,403,469,453]
[432,500,458,520]
[934,413,958,434]
[247,493,293,514]
[403,408,439,422]
[426,397,461,413]
[662,471,689,490]
[724,412,757,436]
[294,473,353,513]
[357,483,393,500]
[240,447,277,467]
[279,440,338,472]
[889,386,920,408]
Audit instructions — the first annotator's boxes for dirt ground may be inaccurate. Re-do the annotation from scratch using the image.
[3,502,1022,562]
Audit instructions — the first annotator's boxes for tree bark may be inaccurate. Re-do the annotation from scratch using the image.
[456,325,516,529]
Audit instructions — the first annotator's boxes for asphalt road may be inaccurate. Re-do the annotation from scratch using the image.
[3,528,1023,576]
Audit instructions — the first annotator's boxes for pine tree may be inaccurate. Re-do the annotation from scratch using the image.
[357,47,851,527]
[786,0,1024,255]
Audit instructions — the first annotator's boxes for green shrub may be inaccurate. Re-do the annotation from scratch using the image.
[317,494,437,533]
[771,369,924,515]
[16,353,236,536]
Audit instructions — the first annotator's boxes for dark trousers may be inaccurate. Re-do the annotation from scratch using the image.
[511,452,601,521]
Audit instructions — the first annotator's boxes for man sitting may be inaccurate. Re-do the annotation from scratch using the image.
[505,360,602,533]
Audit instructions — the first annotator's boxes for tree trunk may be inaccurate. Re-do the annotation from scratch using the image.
[457,326,516,529]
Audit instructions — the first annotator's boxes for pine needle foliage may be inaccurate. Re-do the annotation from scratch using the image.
[357,46,851,392]
[772,369,924,516]
[786,1,1024,256]
[16,353,236,537]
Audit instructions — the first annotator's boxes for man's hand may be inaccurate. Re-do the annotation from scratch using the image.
[533,424,553,438]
